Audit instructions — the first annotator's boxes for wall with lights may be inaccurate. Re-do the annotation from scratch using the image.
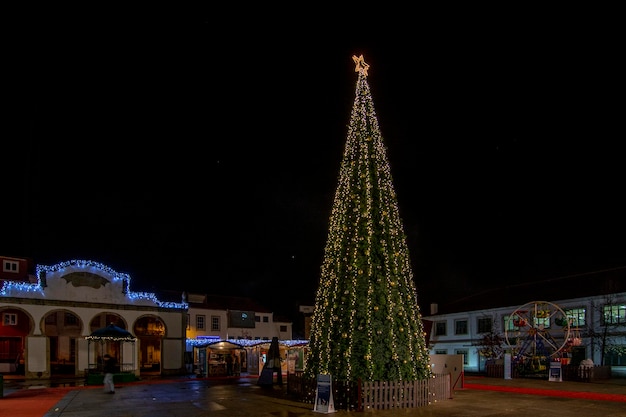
[0,259,188,378]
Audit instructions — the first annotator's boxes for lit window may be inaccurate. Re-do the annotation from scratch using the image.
[534,315,550,329]
[564,308,586,327]
[604,304,626,325]
[504,315,520,331]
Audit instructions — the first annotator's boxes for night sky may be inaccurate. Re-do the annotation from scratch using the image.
[4,11,624,321]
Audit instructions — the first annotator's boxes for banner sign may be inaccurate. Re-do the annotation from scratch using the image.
[313,374,336,413]
[549,361,562,382]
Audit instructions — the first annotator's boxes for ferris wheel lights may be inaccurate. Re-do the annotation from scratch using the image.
[505,300,572,377]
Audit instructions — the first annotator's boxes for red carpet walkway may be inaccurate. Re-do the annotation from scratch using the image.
[0,386,77,417]
[465,382,626,402]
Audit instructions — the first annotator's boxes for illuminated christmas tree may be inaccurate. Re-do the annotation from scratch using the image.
[305,55,431,382]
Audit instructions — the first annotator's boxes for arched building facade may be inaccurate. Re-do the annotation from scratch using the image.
[0,259,187,378]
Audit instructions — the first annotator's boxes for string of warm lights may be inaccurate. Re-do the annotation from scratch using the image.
[305,56,431,382]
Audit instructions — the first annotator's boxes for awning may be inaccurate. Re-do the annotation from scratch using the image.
[198,340,244,351]
[86,324,136,341]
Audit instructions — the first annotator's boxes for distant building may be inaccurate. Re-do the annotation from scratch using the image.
[184,293,305,376]
[0,255,36,285]
[185,293,292,342]
[422,267,626,378]
[1,256,306,380]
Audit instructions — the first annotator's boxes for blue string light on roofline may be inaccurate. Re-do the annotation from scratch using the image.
[186,338,310,347]
[0,259,189,309]
[0,281,42,296]
[37,259,131,281]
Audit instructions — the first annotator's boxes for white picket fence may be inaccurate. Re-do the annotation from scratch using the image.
[287,372,451,411]
[361,374,451,410]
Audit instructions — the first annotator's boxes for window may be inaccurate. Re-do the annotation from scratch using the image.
[533,305,552,328]
[255,316,261,322]
[280,325,287,332]
[211,316,220,331]
[3,260,19,273]
[196,315,205,330]
[263,316,269,323]
[603,304,626,325]
[45,314,57,324]
[534,315,550,329]
[3,313,17,326]
[64,313,78,326]
[503,315,519,331]
[565,308,586,327]
[455,349,469,365]
[605,345,626,366]
[435,321,446,336]
[434,349,447,355]
[455,319,468,335]
[477,317,492,333]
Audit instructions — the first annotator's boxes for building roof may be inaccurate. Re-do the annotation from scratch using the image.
[186,293,273,314]
[428,266,626,315]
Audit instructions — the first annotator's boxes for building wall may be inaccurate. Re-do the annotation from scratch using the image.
[423,292,626,377]
[0,259,188,378]
[186,305,292,342]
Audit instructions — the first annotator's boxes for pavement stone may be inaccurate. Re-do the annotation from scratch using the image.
[1,374,625,417]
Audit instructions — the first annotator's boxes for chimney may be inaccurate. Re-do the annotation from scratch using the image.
[430,303,438,315]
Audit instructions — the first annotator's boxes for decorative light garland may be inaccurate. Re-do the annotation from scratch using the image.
[0,259,188,309]
[186,338,309,347]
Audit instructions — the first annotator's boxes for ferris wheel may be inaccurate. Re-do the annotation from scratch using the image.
[504,301,571,368]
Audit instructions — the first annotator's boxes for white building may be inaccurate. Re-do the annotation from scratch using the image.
[184,292,292,343]
[0,258,188,379]
[422,269,626,378]
[184,293,304,377]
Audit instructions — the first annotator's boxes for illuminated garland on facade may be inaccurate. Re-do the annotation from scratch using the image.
[186,338,309,347]
[0,259,187,309]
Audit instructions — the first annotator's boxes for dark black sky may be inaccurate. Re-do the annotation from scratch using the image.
[4,10,625,320]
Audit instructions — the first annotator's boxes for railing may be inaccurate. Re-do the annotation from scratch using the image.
[485,363,612,381]
[561,364,612,381]
[287,372,451,411]
[361,376,451,410]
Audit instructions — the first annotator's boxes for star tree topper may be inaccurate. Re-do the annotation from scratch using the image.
[352,54,369,76]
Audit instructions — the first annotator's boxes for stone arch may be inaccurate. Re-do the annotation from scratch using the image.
[89,312,128,333]
[133,314,166,374]
[41,309,84,375]
[0,306,34,374]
